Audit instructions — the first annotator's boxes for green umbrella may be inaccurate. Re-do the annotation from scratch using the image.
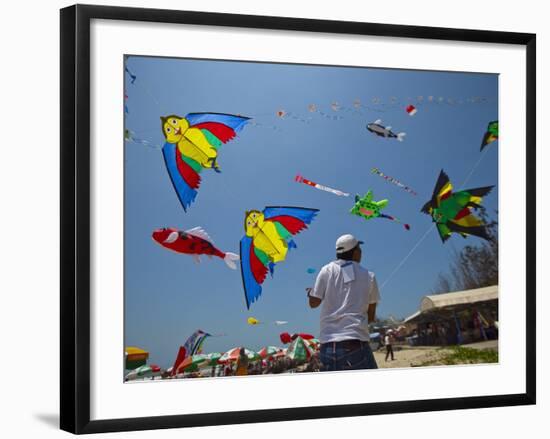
[259,346,281,359]
[219,347,260,363]
[199,352,223,367]
[176,354,209,373]
[125,365,153,381]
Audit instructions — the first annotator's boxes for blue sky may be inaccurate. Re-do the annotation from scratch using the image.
[124,56,498,368]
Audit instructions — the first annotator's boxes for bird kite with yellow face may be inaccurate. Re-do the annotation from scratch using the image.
[239,206,319,309]
[161,113,251,211]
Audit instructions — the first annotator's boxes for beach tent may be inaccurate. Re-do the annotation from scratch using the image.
[420,285,498,312]
[404,285,498,325]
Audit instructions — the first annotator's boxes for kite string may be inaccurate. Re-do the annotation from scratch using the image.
[458,145,492,189]
[125,62,164,112]
[379,224,435,290]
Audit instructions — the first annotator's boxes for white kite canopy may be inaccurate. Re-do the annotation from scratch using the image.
[420,285,498,312]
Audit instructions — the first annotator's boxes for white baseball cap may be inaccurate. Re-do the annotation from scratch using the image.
[335,234,364,253]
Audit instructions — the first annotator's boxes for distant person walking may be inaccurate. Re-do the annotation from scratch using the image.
[384,331,395,361]
[308,234,380,371]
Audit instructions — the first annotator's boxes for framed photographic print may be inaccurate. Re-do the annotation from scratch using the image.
[60,4,536,434]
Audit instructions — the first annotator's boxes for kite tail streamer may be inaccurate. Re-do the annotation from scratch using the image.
[276,110,311,124]
[248,120,283,132]
[379,213,411,230]
[371,167,417,196]
[295,174,350,197]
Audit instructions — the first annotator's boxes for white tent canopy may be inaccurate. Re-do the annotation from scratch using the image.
[420,285,498,312]
[404,285,498,323]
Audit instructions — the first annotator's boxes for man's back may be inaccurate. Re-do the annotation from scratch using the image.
[311,260,380,343]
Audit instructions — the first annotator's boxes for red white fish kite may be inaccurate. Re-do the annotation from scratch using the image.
[152,226,239,269]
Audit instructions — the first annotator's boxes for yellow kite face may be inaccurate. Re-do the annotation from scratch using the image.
[161,115,188,144]
[244,210,264,237]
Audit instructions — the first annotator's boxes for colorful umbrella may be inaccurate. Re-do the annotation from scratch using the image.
[286,336,315,362]
[258,346,281,359]
[273,348,287,359]
[150,364,162,376]
[305,338,320,350]
[125,364,154,380]
[219,347,260,363]
[201,352,223,366]
[176,354,209,373]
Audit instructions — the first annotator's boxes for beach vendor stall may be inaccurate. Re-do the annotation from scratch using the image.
[125,346,149,370]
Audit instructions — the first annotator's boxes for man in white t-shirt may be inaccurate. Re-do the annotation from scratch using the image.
[307,234,380,371]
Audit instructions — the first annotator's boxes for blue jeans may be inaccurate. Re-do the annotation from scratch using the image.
[320,340,378,371]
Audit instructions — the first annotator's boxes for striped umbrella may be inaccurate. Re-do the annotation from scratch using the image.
[306,338,321,350]
[176,354,209,373]
[219,347,260,363]
[258,346,282,359]
[273,348,287,359]
[201,352,223,366]
[125,364,153,381]
[286,336,315,362]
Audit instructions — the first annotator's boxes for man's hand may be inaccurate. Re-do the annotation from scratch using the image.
[306,287,322,308]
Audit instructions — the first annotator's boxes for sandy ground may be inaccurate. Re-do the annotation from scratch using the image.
[373,340,498,368]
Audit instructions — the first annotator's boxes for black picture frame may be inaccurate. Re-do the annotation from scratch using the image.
[60,4,536,434]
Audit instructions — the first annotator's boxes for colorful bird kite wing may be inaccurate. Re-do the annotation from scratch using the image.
[178,113,251,171]
[421,170,453,214]
[461,186,494,208]
[185,112,251,147]
[240,236,267,309]
[162,142,201,211]
[262,206,319,236]
[446,221,492,241]
[436,223,452,243]
[185,113,251,132]
[263,207,319,241]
